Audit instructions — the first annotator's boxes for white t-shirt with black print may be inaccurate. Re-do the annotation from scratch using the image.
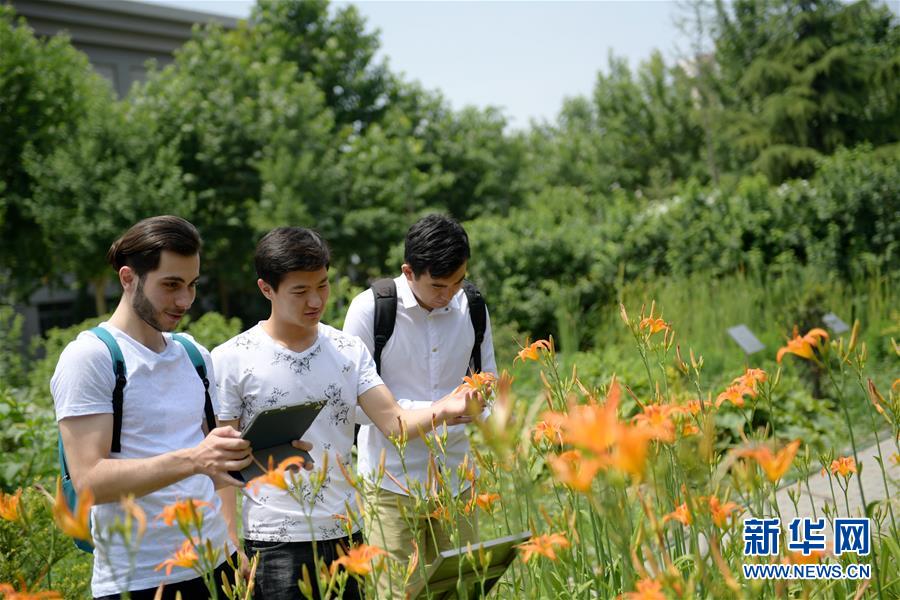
[212,323,382,542]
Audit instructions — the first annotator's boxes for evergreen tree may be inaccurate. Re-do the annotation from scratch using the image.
[713,0,900,181]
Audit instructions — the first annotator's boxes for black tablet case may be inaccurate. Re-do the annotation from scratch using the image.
[237,400,327,481]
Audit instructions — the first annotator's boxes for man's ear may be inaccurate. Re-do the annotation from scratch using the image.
[257,278,273,300]
[119,266,136,292]
[401,264,415,281]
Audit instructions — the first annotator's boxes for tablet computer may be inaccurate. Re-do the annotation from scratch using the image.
[408,530,532,599]
[236,400,328,481]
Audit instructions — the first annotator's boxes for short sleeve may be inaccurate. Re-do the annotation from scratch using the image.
[51,333,117,421]
[211,343,242,422]
[355,340,383,398]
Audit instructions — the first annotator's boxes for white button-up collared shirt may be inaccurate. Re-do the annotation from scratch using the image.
[343,275,496,497]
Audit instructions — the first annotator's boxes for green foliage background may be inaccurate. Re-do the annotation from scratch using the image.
[0,0,898,594]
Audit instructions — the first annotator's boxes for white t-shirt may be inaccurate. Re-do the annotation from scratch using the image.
[51,323,231,597]
[343,275,497,497]
[212,322,382,542]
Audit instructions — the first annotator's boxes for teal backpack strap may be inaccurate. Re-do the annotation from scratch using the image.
[172,334,217,433]
[90,327,128,452]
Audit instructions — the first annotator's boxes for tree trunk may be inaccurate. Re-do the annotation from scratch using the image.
[92,274,108,315]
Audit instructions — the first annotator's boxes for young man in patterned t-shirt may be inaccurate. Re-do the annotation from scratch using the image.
[213,227,482,600]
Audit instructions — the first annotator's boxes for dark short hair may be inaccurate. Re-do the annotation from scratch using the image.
[404,214,470,278]
[107,216,201,277]
[255,227,330,290]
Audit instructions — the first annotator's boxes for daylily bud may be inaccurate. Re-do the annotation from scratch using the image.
[690,349,700,370]
[675,345,688,374]
[848,320,860,353]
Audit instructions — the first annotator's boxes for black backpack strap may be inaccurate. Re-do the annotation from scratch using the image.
[172,334,217,433]
[463,280,486,374]
[89,327,127,453]
[371,278,398,375]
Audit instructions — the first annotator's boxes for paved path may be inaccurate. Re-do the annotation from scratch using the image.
[774,439,899,530]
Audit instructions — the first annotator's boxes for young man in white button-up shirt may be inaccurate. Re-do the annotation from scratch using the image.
[343,214,497,597]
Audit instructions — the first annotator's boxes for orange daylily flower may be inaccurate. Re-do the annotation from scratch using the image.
[829,456,857,478]
[155,538,199,575]
[0,489,22,522]
[739,440,801,482]
[330,544,387,576]
[474,493,500,512]
[517,532,570,562]
[663,503,692,526]
[706,496,741,527]
[639,317,670,335]
[715,384,755,408]
[532,415,564,445]
[0,578,63,599]
[671,399,701,417]
[559,381,621,454]
[430,504,451,522]
[776,327,829,363]
[515,339,551,363]
[246,455,306,495]
[52,478,93,543]
[610,424,652,479]
[461,371,496,390]
[680,422,700,437]
[547,450,606,493]
[733,368,767,391]
[621,578,666,600]
[632,404,676,442]
[157,499,210,529]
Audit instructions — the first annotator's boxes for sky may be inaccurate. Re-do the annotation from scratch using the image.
[142,0,686,128]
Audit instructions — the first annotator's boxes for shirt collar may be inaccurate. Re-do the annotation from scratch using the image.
[395,275,464,313]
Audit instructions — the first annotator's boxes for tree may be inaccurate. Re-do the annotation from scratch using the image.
[251,0,391,130]
[712,0,900,181]
[0,7,110,298]
[130,21,339,317]
[23,100,191,315]
[526,52,707,197]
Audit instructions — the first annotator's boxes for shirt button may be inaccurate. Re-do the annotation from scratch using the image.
[432,347,438,353]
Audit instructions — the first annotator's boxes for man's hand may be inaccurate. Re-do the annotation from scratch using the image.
[193,426,252,487]
[436,387,485,425]
[290,439,315,471]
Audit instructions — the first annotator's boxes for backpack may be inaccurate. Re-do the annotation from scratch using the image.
[57,327,217,553]
[370,278,487,376]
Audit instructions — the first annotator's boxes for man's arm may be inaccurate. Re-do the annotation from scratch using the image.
[60,414,251,505]
[215,418,244,551]
[358,384,482,441]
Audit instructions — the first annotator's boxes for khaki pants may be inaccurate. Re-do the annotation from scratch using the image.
[364,487,478,599]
